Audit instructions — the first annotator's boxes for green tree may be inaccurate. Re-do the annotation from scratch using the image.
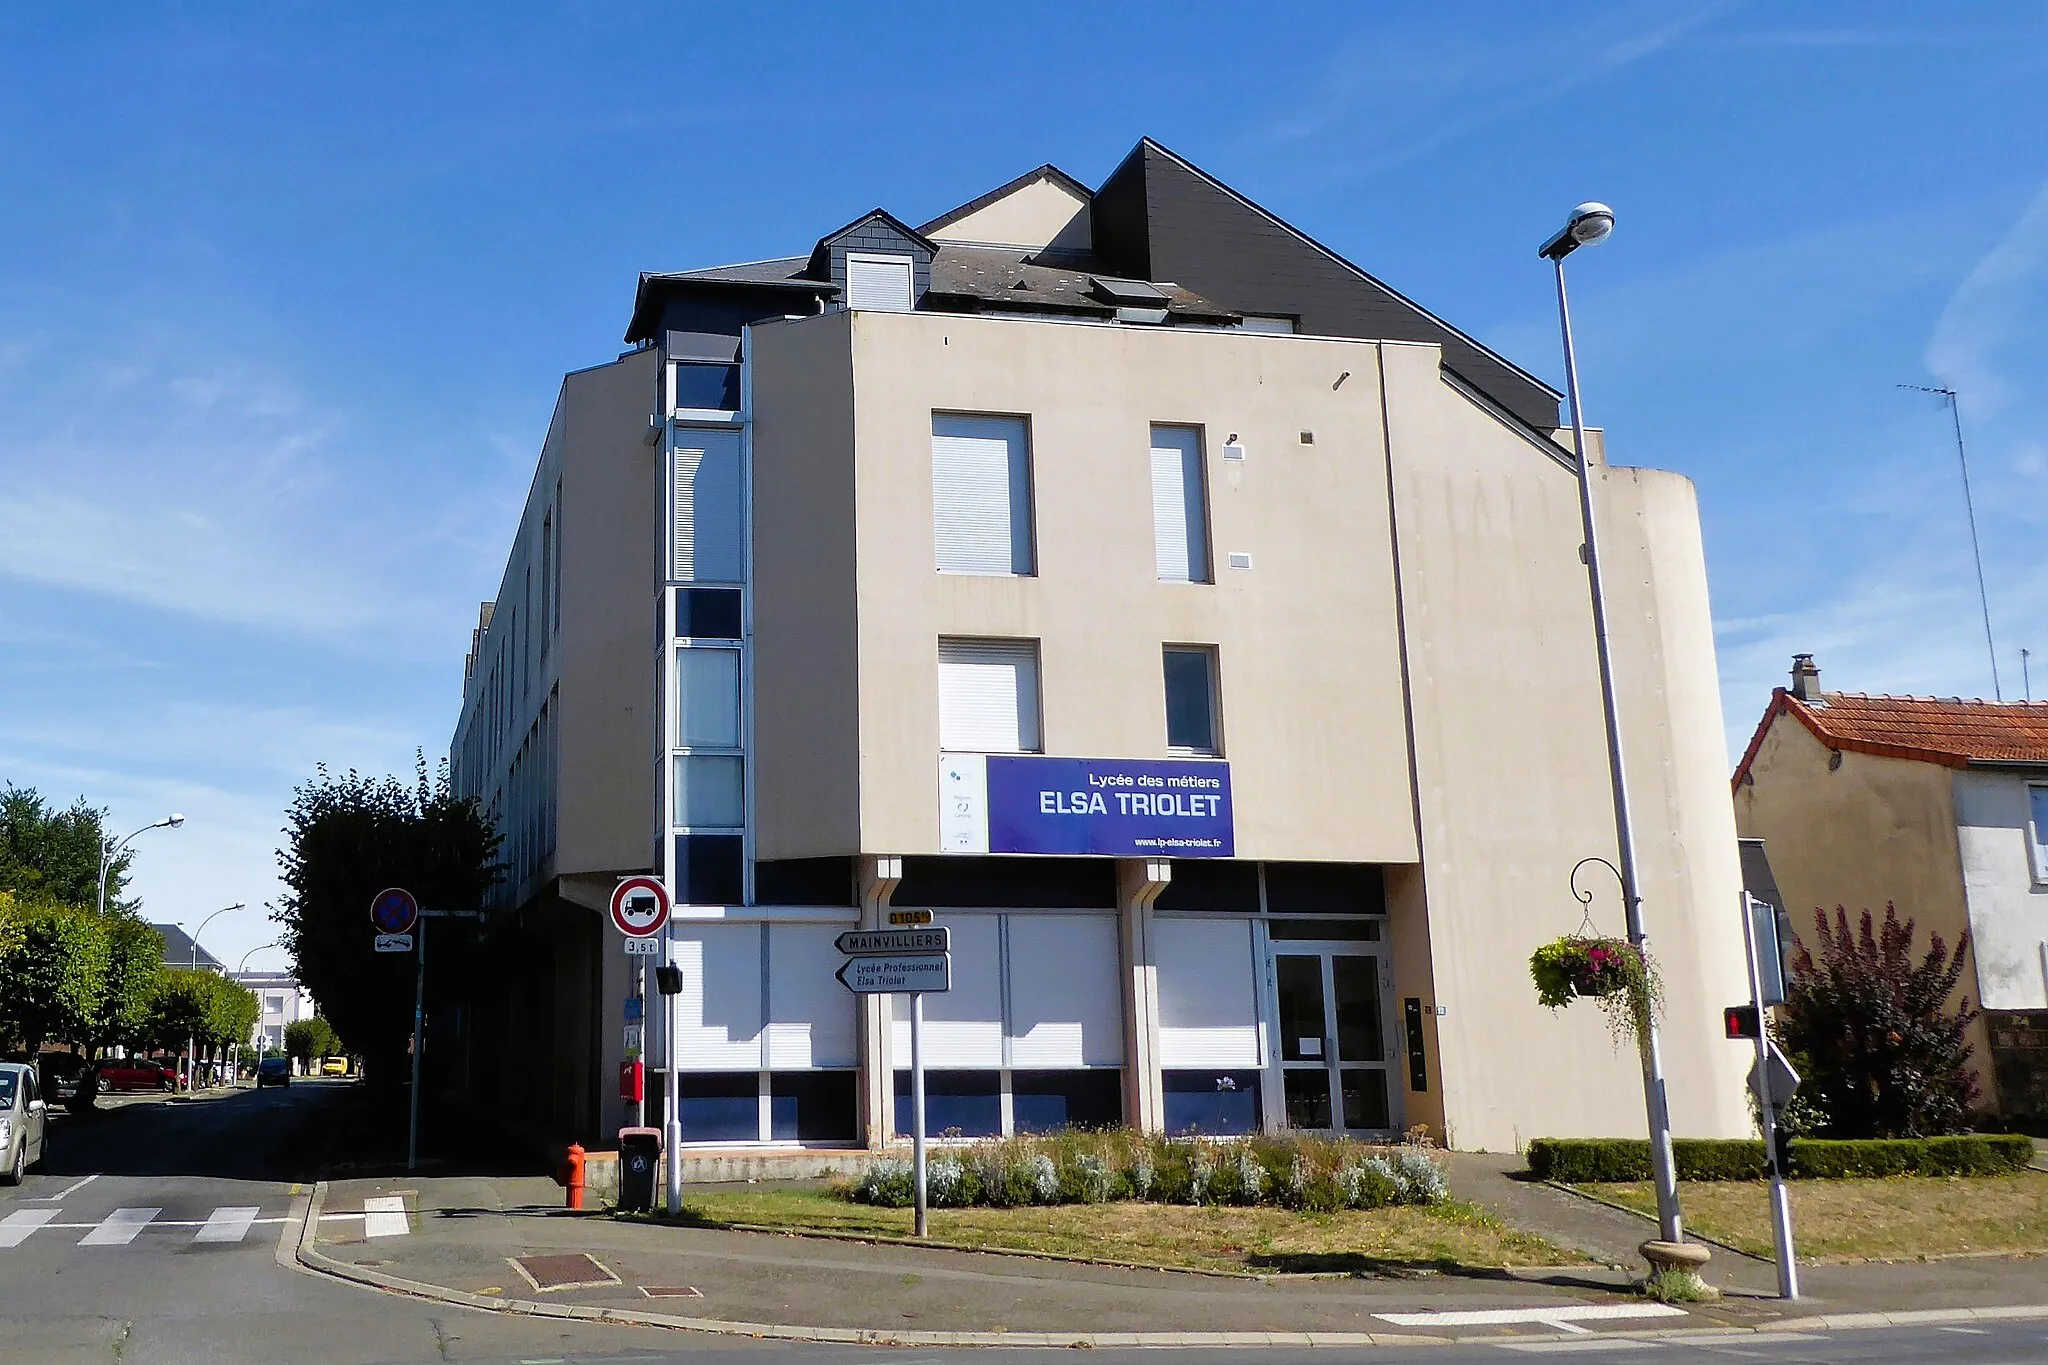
[274,758,497,1098]
[0,785,129,909]
[285,1015,338,1066]
[81,915,165,1059]
[202,973,259,1057]
[0,898,110,1055]
[1776,903,1979,1138]
[142,970,213,1056]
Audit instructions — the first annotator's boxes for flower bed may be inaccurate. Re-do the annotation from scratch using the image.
[844,1131,1449,1212]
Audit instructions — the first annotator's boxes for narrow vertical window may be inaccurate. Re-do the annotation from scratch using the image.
[674,429,743,583]
[933,414,1034,576]
[540,509,553,656]
[1150,426,1210,583]
[2029,785,2048,884]
[551,478,563,633]
[1163,646,1220,755]
[938,638,1042,753]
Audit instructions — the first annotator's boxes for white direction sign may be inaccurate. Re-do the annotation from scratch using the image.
[836,928,949,956]
[836,953,951,995]
[374,934,414,953]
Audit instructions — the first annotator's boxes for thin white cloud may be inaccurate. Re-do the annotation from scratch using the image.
[1925,178,2048,419]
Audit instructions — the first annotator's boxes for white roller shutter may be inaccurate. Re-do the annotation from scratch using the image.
[938,639,1039,753]
[1006,914,1123,1067]
[1150,426,1208,583]
[932,415,1032,575]
[765,923,858,1068]
[674,922,764,1069]
[1155,916,1262,1067]
[891,914,1003,1067]
[845,253,913,311]
[673,429,743,583]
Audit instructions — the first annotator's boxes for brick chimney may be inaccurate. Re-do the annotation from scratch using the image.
[1789,654,1824,704]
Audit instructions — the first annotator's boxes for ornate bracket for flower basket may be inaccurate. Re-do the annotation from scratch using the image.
[1530,857,1663,1046]
[1569,856,1624,934]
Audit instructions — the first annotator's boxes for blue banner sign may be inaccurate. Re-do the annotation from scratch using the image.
[984,756,1233,857]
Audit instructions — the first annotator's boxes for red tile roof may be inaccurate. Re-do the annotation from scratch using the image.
[1734,689,2048,789]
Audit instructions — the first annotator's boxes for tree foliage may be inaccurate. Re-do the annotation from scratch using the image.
[1775,903,1979,1139]
[285,1016,340,1064]
[0,897,111,1055]
[274,758,497,1076]
[0,784,130,909]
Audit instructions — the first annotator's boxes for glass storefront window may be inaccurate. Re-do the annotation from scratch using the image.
[1162,1070,1261,1136]
[770,1072,858,1142]
[1011,1070,1122,1133]
[893,1069,1001,1138]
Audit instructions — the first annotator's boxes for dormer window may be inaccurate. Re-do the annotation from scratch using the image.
[846,253,914,312]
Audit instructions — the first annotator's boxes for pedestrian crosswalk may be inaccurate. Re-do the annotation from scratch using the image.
[0,1197,410,1249]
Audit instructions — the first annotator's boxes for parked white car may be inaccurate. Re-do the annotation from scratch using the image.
[0,1063,49,1184]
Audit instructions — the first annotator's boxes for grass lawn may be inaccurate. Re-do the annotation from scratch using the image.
[658,1188,1585,1276]
[1582,1171,2048,1262]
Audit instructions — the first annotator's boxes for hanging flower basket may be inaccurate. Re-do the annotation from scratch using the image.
[1530,935,1663,1047]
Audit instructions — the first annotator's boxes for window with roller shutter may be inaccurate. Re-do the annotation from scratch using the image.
[1150,425,1210,583]
[845,253,914,311]
[938,638,1040,753]
[672,429,743,583]
[932,414,1033,575]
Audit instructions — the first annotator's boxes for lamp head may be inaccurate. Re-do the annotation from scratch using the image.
[1540,202,1616,260]
[165,813,186,828]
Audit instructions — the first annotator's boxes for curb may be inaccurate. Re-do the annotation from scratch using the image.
[291,1183,2048,1349]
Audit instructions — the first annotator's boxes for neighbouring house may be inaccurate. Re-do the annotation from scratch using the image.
[229,971,318,1055]
[1734,653,2048,1118]
[448,137,1753,1155]
[152,924,223,974]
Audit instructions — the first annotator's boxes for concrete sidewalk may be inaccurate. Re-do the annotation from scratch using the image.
[291,1170,2048,1347]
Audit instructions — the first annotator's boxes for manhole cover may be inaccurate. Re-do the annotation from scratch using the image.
[638,1285,703,1299]
[509,1253,621,1292]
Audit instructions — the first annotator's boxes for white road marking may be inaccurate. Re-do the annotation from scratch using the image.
[0,1210,58,1247]
[80,1207,160,1246]
[1378,1304,1690,1329]
[194,1206,261,1243]
[28,1173,98,1202]
[1941,1327,1990,1335]
[363,1195,409,1238]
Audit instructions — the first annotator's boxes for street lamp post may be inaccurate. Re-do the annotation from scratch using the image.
[97,813,186,917]
[1540,203,1688,1251]
[184,902,245,1089]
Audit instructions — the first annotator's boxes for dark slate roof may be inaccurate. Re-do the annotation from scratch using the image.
[917,164,1093,238]
[152,923,223,972]
[926,245,1237,322]
[804,208,938,276]
[626,261,835,344]
[656,256,818,287]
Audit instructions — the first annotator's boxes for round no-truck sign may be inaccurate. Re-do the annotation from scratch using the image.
[370,887,419,935]
[610,876,671,938]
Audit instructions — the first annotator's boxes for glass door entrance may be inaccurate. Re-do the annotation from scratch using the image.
[1273,947,1396,1135]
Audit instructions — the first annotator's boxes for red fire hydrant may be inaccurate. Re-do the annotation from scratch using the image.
[561,1143,586,1211]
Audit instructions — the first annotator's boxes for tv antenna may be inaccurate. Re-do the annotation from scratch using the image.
[1900,384,2000,701]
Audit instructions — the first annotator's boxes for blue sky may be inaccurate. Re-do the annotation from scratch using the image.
[2,2,2044,969]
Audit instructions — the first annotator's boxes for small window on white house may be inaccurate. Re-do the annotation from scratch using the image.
[933,414,1034,576]
[1150,425,1210,583]
[2028,785,2048,884]
[1163,646,1219,755]
[939,638,1041,753]
[845,253,914,312]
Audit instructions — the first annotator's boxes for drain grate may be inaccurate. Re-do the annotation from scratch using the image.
[508,1253,621,1292]
[637,1285,703,1299]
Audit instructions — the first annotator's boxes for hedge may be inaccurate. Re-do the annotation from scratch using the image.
[1525,1134,2035,1182]
[844,1131,1451,1211]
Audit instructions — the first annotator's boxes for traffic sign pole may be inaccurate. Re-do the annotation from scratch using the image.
[1742,892,1798,1299]
[911,990,928,1238]
[664,927,682,1215]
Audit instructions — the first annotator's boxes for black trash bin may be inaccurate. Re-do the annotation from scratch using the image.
[617,1127,663,1213]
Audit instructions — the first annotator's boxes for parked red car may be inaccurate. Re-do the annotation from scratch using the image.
[95,1058,176,1092]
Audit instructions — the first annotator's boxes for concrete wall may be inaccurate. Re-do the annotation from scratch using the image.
[1733,715,1996,1105]
[927,175,1092,253]
[1954,771,2048,1012]
[1382,341,1749,1149]
[556,347,661,878]
[836,309,1420,863]
[751,315,864,860]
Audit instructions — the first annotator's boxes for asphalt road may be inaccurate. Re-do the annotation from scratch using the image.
[0,1085,2038,1364]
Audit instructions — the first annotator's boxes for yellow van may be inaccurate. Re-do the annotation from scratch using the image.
[320,1057,350,1077]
